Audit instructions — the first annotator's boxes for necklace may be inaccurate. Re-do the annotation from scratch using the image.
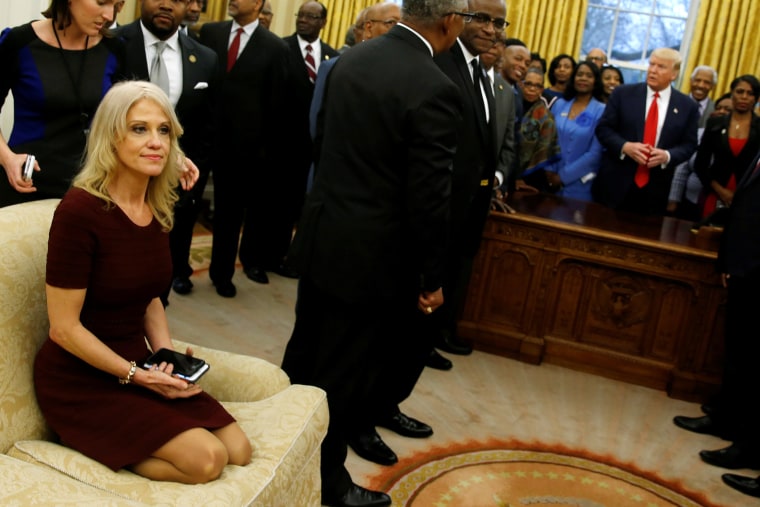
[51,24,90,136]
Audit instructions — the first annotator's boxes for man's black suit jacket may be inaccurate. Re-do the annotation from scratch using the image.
[288,25,463,303]
[719,153,760,277]
[199,21,290,170]
[117,21,218,169]
[434,42,497,256]
[282,34,339,96]
[282,34,340,174]
[594,82,699,212]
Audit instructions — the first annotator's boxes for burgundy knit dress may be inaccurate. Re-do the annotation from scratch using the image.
[34,188,235,471]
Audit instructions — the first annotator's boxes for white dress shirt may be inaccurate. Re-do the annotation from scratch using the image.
[141,23,182,107]
[297,35,323,73]
[646,84,671,148]
[457,38,489,123]
[229,19,259,60]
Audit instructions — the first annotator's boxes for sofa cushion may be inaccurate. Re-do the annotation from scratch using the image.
[0,453,144,506]
[9,385,327,506]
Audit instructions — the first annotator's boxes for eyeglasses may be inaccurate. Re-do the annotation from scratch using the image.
[295,13,324,20]
[461,12,509,31]
[368,18,398,26]
[522,81,543,89]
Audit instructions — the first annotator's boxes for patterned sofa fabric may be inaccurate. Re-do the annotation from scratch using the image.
[0,200,328,506]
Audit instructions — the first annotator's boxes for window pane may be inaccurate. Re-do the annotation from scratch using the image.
[583,0,694,84]
[620,0,654,12]
[649,16,686,52]
[612,12,650,62]
[620,68,646,84]
[655,0,689,18]
[590,0,621,7]
[582,6,616,55]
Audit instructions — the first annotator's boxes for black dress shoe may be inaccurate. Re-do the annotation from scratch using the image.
[722,473,760,498]
[322,483,391,507]
[378,412,433,438]
[171,277,193,295]
[348,430,398,466]
[270,263,299,279]
[425,349,452,370]
[701,403,715,415]
[673,415,725,438]
[244,267,269,284]
[700,444,760,470]
[435,329,472,355]
[213,280,236,298]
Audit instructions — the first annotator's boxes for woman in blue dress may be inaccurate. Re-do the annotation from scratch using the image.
[0,0,124,207]
[546,61,606,202]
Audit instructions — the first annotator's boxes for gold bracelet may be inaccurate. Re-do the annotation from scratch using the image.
[119,361,137,385]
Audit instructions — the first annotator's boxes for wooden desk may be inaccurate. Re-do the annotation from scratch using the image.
[459,194,725,402]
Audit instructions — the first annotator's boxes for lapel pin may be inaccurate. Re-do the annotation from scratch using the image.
[673,108,679,114]
[722,128,727,135]
[189,54,197,63]
[498,84,503,91]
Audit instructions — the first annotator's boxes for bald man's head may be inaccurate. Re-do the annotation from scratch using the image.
[363,2,401,40]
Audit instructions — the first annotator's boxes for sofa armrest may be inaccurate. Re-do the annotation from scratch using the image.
[173,340,290,402]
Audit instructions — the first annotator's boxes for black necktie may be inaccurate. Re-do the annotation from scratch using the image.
[471,59,487,121]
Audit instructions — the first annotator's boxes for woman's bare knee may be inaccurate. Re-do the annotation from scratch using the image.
[182,440,228,483]
[147,428,230,484]
[213,423,253,466]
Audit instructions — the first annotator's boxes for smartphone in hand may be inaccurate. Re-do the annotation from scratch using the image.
[143,348,209,383]
[22,154,35,181]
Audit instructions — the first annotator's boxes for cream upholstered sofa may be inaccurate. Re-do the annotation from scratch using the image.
[0,199,328,506]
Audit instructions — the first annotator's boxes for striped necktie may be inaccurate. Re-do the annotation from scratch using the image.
[304,44,317,83]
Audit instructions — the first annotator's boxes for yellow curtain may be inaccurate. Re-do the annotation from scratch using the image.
[505,0,588,64]
[321,0,376,48]
[680,0,760,97]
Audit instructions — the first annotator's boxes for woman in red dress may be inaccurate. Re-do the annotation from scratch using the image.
[695,74,760,217]
[34,81,251,484]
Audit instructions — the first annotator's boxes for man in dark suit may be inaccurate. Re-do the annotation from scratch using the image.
[689,65,717,128]
[270,1,341,286]
[481,35,516,213]
[200,0,291,297]
[118,0,218,301]
[181,0,204,40]
[426,0,504,361]
[594,47,699,216]
[673,153,760,496]
[279,0,467,504]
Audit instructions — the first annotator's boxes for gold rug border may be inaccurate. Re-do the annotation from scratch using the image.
[368,438,720,507]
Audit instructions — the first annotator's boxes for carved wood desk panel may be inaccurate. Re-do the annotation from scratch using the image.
[459,194,725,402]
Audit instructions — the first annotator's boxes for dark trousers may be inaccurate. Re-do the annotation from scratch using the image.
[170,168,211,280]
[713,271,760,450]
[281,277,419,498]
[209,165,293,283]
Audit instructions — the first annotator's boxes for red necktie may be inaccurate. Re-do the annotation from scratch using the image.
[635,91,660,188]
[304,44,317,83]
[227,28,243,72]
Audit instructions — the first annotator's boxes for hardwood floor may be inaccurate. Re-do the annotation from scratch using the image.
[165,269,746,506]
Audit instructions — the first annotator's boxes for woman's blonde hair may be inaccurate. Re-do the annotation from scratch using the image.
[73,81,184,230]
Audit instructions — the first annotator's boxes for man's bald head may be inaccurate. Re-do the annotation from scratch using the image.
[363,2,401,40]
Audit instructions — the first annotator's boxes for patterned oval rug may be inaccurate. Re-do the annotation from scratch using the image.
[367,440,720,507]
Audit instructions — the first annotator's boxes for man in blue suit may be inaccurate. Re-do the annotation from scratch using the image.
[593,47,699,215]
